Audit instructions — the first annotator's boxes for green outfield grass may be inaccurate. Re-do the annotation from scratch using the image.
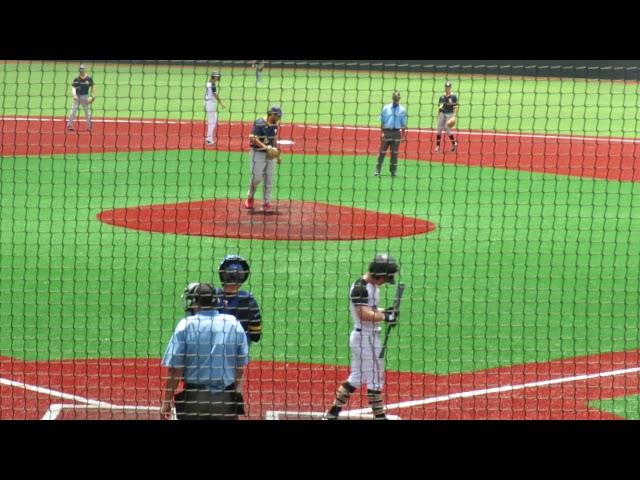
[1,61,640,137]
[2,61,640,418]
[1,147,639,375]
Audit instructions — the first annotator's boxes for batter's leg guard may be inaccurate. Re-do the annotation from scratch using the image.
[367,389,387,419]
[324,381,357,420]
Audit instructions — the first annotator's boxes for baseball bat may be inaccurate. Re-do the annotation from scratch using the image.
[379,282,405,359]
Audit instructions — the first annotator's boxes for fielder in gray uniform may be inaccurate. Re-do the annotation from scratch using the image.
[244,105,282,213]
[66,64,95,132]
[435,81,459,152]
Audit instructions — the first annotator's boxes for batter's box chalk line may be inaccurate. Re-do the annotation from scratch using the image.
[264,410,401,420]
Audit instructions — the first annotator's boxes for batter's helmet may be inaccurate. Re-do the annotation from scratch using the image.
[268,105,282,117]
[218,255,251,285]
[182,282,216,312]
[368,253,399,284]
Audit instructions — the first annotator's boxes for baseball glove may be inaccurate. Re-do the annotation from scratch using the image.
[88,96,95,104]
[265,146,279,160]
[446,117,456,128]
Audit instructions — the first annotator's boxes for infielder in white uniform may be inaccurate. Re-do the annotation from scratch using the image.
[324,254,400,420]
[204,71,225,145]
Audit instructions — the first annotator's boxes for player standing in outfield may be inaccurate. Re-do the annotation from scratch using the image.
[66,64,95,132]
[435,81,459,152]
[252,60,265,85]
[323,254,400,420]
[215,255,262,345]
[161,283,248,420]
[375,91,408,177]
[204,71,226,146]
[244,105,282,213]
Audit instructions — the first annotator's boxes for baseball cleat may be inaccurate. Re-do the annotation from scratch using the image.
[244,198,254,209]
[451,141,458,152]
[205,139,215,146]
[434,146,440,152]
[374,171,380,177]
[66,127,75,132]
[262,203,272,213]
[322,407,340,420]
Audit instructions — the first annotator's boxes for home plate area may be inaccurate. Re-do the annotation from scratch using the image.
[2,351,640,420]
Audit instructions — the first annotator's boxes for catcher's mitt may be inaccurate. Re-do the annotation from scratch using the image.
[265,146,279,160]
[446,117,456,128]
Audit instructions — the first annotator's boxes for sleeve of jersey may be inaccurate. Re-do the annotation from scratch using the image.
[350,284,369,306]
[247,296,262,343]
[161,320,188,369]
[236,325,250,366]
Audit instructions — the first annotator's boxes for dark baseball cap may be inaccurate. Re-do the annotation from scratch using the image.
[268,105,282,117]
[210,71,221,78]
[445,81,452,88]
[79,64,86,70]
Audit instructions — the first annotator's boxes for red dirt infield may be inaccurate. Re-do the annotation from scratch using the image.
[2,350,639,420]
[97,198,436,241]
[2,116,639,182]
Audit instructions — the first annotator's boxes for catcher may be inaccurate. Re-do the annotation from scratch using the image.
[435,81,458,152]
[244,105,282,213]
[66,64,95,132]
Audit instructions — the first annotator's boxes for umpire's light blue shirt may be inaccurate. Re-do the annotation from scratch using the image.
[379,103,408,129]
[162,310,249,392]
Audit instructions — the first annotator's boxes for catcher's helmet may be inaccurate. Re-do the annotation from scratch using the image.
[182,282,216,311]
[218,255,251,285]
[368,253,399,284]
[268,105,282,117]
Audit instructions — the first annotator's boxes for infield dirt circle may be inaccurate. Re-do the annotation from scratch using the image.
[97,199,436,241]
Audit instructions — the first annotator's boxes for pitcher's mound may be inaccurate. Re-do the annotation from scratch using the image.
[97,199,435,241]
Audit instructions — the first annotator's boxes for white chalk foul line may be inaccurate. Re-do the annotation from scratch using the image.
[265,410,401,420]
[2,116,639,144]
[0,376,114,408]
[346,365,640,415]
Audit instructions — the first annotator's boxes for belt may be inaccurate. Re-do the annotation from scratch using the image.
[355,328,381,334]
[383,128,400,131]
[185,383,236,392]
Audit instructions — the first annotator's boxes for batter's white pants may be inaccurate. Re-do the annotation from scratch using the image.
[247,149,277,205]
[205,100,218,141]
[67,95,92,129]
[347,330,385,390]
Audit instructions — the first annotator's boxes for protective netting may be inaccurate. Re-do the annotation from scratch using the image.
[1,60,639,420]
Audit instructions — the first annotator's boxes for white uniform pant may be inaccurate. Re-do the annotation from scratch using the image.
[67,95,92,129]
[347,330,385,391]
[205,100,218,141]
[247,149,277,205]
[437,112,455,136]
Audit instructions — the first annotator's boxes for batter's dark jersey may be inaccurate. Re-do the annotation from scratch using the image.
[350,278,375,307]
[438,94,458,114]
[72,76,94,95]
[250,118,278,150]
[215,289,262,343]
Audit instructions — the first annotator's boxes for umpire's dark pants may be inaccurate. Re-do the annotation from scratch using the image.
[376,129,402,175]
[175,384,245,420]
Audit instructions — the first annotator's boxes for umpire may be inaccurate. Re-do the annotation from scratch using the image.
[160,283,249,420]
[375,91,407,177]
